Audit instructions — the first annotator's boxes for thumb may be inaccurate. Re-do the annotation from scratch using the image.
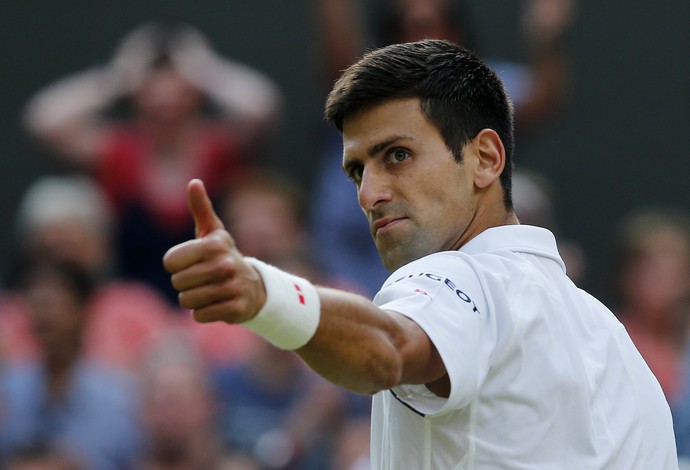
[187,179,225,238]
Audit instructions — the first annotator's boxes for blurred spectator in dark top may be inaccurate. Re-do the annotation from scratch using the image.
[0,175,170,372]
[212,338,362,470]
[0,259,141,469]
[310,0,576,298]
[22,21,282,304]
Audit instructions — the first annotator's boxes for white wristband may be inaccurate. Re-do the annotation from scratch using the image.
[243,257,321,350]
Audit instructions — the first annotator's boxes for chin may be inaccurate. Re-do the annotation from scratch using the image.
[378,250,399,272]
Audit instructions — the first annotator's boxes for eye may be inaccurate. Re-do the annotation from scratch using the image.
[347,165,363,184]
[387,148,410,164]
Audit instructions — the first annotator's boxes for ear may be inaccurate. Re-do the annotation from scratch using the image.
[473,129,505,189]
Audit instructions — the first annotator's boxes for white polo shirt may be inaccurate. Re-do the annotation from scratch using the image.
[370,225,678,469]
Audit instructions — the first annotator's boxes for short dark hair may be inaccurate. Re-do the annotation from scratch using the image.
[325,39,515,208]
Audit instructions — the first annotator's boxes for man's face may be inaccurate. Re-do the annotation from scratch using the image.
[26,271,84,359]
[342,98,479,271]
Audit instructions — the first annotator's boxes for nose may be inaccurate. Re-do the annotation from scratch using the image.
[357,166,392,212]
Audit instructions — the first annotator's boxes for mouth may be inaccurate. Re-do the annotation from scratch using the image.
[372,217,406,236]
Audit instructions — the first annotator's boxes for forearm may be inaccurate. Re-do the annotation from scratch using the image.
[23,67,121,135]
[202,58,281,128]
[22,67,121,163]
[297,287,405,395]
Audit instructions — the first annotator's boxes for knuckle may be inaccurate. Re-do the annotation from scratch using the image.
[178,291,196,310]
[170,272,186,291]
[205,232,233,253]
[215,256,238,278]
[192,309,214,324]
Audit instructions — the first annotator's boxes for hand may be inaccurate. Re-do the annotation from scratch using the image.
[109,23,160,93]
[168,26,218,89]
[163,179,266,324]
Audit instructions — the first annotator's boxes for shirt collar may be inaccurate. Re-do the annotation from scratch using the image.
[459,224,566,273]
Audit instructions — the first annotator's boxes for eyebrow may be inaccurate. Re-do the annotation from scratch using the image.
[367,135,413,157]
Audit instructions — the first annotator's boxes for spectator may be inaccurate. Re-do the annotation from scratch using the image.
[610,207,690,404]
[0,175,170,372]
[135,331,252,470]
[609,207,690,464]
[220,168,359,293]
[211,338,353,470]
[613,208,690,469]
[220,169,312,272]
[0,259,141,469]
[23,21,282,303]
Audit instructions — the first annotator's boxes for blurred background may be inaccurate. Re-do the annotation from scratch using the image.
[0,0,689,468]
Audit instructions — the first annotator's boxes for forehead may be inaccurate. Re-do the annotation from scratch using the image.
[342,97,439,159]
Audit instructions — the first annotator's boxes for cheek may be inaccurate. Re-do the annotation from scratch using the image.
[421,173,474,215]
[419,180,475,239]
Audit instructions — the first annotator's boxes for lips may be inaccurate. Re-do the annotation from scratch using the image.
[372,217,405,235]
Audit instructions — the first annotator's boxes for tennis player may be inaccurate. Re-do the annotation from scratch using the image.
[164,39,678,468]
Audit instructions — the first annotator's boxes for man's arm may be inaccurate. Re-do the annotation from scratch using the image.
[299,287,446,394]
[163,179,447,395]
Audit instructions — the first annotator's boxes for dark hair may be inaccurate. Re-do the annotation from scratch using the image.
[325,39,515,208]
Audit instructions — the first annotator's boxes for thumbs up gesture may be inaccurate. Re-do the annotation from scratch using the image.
[163,179,266,323]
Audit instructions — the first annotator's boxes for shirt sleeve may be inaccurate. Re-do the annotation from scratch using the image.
[373,252,497,416]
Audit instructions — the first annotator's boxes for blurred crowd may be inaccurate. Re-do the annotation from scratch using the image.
[2,1,690,469]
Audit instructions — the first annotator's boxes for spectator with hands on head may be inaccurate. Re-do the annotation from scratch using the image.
[24,22,282,303]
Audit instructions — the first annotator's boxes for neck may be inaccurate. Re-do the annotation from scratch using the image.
[450,204,519,252]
